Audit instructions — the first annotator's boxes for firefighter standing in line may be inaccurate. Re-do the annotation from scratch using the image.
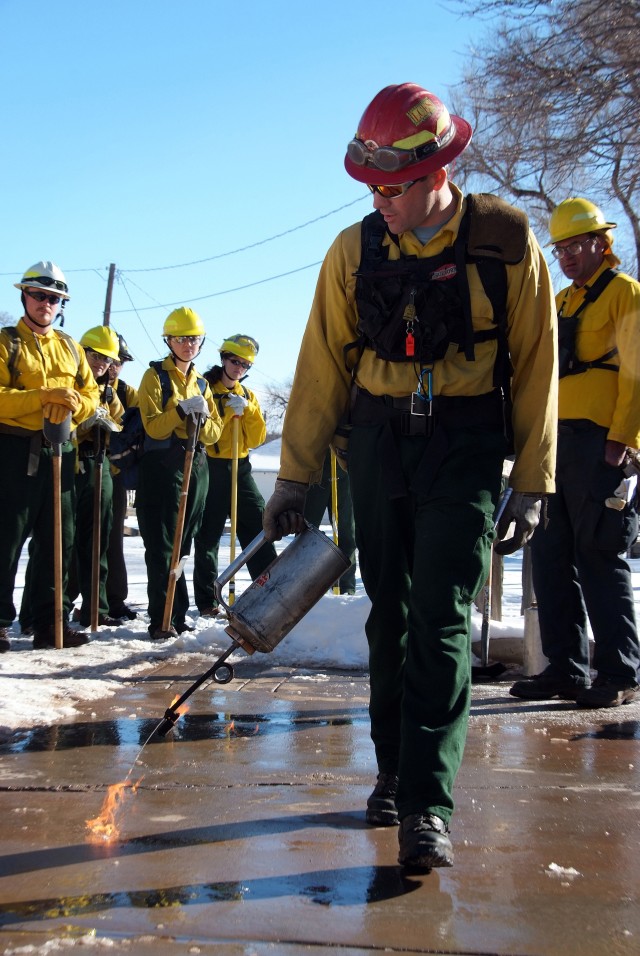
[136,307,232,639]
[68,325,124,628]
[0,262,100,651]
[106,332,139,621]
[262,84,558,871]
[511,198,640,708]
[193,334,276,616]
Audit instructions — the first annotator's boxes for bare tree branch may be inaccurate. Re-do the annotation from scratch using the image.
[450,0,640,275]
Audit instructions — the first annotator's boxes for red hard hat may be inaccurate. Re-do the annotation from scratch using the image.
[344,83,472,186]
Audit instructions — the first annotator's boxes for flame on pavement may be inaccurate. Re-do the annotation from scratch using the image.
[86,777,142,844]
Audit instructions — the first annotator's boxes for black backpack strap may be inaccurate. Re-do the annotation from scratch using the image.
[0,327,22,387]
[558,269,620,377]
[116,379,128,409]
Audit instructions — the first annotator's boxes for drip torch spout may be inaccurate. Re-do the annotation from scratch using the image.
[153,641,241,738]
[156,708,181,737]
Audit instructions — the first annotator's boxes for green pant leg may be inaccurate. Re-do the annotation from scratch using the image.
[235,460,277,579]
[173,450,209,626]
[30,443,77,631]
[348,423,504,824]
[137,448,208,630]
[0,435,37,627]
[193,458,230,611]
[73,457,114,622]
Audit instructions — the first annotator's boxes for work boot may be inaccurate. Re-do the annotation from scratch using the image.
[0,627,10,653]
[148,625,178,641]
[174,622,195,634]
[33,625,89,649]
[109,604,138,620]
[576,676,639,708]
[199,607,220,618]
[79,613,125,628]
[509,670,586,701]
[366,772,399,826]
[398,813,454,871]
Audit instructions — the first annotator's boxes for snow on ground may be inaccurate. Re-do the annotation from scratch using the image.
[2,517,640,734]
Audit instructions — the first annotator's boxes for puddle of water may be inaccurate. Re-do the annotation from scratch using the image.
[2,712,362,754]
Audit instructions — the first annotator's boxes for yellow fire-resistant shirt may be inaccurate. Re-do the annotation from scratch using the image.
[0,319,100,430]
[205,379,267,459]
[137,357,230,447]
[556,262,640,449]
[279,185,558,494]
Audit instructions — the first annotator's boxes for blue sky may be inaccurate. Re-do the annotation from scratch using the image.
[0,0,478,404]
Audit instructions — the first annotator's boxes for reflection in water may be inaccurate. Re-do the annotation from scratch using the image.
[571,721,640,741]
[0,866,419,927]
[3,711,365,754]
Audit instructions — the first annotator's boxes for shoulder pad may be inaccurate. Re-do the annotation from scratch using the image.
[466,193,529,264]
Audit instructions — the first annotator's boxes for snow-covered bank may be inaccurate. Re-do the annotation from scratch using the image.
[2,528,639,734]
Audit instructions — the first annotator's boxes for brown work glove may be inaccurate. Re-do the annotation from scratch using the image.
[43,403,71,425]
[494,493,543,555]
[263,478,307,542]
[39,386,81,412]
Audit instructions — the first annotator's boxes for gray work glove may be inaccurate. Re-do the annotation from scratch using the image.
[226,393,249,416]
[263,478,307,542]
[177,395,209,422]
[494,492,543,555]
[85,407,121,432]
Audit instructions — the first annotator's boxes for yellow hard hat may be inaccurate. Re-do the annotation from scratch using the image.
[548,198,617,244]
[163,307,205,337]
[80,325,120,360]
[219,334,259,363]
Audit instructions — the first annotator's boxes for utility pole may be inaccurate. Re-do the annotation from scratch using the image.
[103,263,116,326]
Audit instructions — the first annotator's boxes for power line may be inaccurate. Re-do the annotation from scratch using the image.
[0,194,367,278]
[120,195,368,273]
[110,260,324,314]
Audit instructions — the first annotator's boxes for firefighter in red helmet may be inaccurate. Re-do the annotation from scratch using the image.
[263,83,558,870]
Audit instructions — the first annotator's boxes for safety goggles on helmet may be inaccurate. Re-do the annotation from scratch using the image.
[347,135,447,173]
[366,179,424,199]
[552,237,599,260]
[28,274,69,293]
[25,289,63,305]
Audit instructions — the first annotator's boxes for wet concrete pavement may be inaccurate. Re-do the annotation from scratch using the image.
[1,656,639,955]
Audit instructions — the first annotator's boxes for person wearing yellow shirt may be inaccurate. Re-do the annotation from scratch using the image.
[511,199,640,709]
[193,334,276,616]
[68,326,124,628]
[262,84,558,871]
[136,308,231,639]
[106,332,139,621]
[0,262,100,650]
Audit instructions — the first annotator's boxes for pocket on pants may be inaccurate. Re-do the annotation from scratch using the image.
[581,460,639,552]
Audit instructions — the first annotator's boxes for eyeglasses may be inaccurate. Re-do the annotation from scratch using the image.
[552,238,598,260]
[85,348,113,365]
[25,275,68,292]
[170,335,203,345]
[25,289,62,305]
[347,134,448,173]
[227,357,252,370]
[366,179,423,199]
